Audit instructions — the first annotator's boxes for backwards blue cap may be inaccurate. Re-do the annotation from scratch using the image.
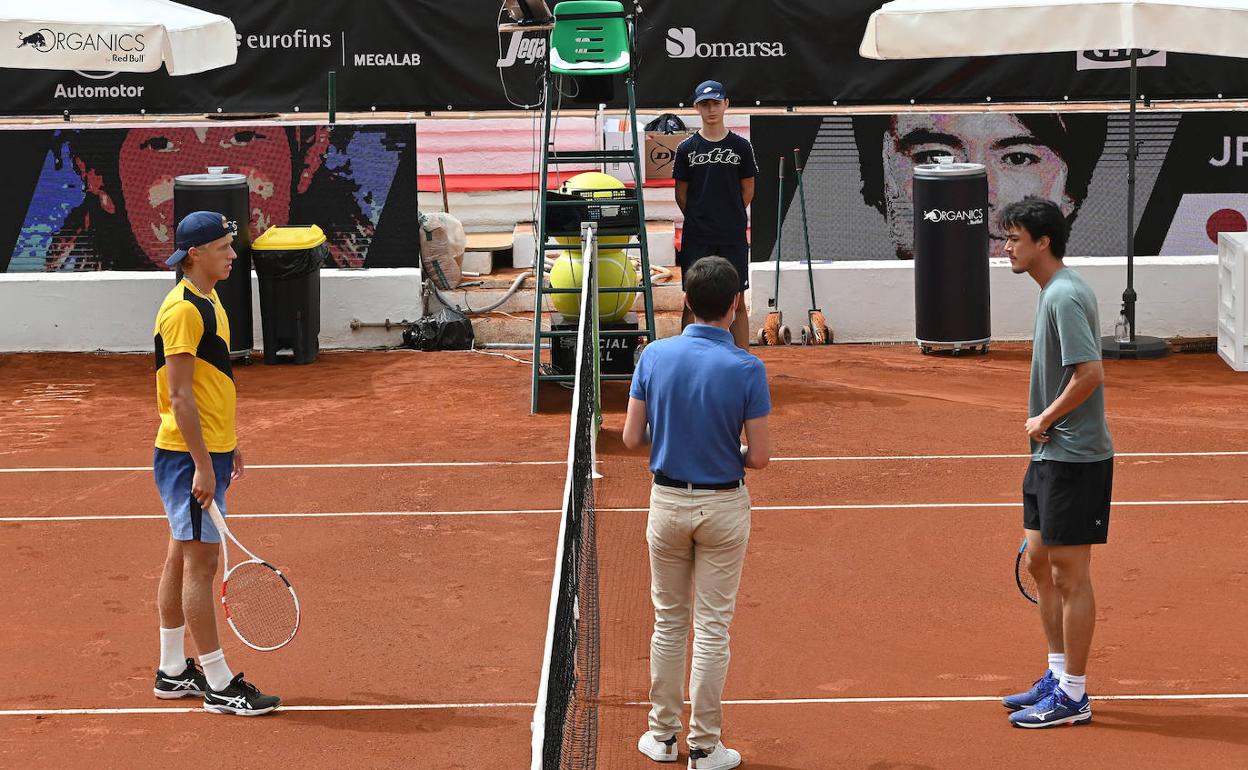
[166,211,234,266]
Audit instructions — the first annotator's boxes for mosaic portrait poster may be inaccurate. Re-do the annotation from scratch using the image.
[752,111,1248,262]
[0,123,417,272]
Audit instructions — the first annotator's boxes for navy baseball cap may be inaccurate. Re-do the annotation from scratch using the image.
[692,80,727,104]
[166,211,234,266]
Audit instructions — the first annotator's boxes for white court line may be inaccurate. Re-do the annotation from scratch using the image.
[4,498,1248,523]
[3,692,1246,717]
[776,451,1248,462]
[2,450,1247,474]
[749,498,1248,512]
[0,509,562,522]
[0,702,534,716]
[717,693,1248,705]
[0,460,564,474]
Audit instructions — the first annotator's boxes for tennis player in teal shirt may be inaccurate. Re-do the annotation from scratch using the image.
[999,197,1114,730]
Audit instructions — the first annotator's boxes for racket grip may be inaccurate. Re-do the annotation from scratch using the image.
[205,500,228,531]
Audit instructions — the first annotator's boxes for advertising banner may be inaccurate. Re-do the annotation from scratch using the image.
[751,111,1248,262]
[0,1,1243,115]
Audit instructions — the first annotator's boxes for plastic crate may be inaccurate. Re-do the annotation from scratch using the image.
[544,188,639,236]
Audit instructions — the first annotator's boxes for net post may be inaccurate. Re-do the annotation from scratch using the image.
[583,222,603,480]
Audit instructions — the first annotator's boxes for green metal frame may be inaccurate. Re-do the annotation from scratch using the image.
[530,9,656,413]
[549,1,631,76]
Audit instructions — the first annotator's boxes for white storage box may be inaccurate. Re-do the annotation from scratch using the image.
[1217,231,1248,370]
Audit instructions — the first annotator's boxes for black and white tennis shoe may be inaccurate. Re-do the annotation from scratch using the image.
[203,672,281,716]
[153,658,208,700]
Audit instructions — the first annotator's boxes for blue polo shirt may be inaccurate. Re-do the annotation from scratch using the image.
[629,325,771,484]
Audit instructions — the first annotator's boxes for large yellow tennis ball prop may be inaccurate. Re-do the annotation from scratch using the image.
[548,249,638,322]
[553,171,632,247]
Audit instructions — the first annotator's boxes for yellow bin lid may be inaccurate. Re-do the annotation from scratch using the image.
[252,224,327,251]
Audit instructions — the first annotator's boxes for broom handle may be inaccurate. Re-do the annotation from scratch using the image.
[793,148,817,307]
[773,156,784,300]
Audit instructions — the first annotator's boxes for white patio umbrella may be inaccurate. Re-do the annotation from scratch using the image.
[0,0,236,76]
[860,0,1248,358]
[861,0,1248,60]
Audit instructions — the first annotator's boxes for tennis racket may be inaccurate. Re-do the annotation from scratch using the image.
[1014,539,1038,604]
[205,501,300,651]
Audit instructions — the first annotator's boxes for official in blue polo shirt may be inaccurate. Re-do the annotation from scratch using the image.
[623,256,771,770]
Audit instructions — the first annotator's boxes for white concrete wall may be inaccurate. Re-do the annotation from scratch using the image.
[749,256,1217,343]
[0,269,423,353]
[2,257,1216,352]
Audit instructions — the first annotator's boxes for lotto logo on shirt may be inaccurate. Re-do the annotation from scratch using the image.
[688,148,741,167]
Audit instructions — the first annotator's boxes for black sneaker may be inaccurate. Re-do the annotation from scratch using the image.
[154,658,208,700]
[203,673,282,716]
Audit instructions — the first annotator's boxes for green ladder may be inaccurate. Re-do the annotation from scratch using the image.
[530,0,657,413]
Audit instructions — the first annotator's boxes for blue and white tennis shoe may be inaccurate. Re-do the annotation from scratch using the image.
[1002,670,1058,710]
[1009,686,1092,728]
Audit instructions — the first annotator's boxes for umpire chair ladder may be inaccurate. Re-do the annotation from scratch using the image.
[530,0,657,412]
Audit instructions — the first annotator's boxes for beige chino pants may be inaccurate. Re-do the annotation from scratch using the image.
[646,481,752,750]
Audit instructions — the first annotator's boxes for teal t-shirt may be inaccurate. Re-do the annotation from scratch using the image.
[1029,268,1114,462]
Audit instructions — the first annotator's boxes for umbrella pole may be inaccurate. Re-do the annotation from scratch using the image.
[1125,50,1137,340]
[1103,49,1167,360]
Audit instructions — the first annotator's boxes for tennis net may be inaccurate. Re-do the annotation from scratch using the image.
[531,224,602,769]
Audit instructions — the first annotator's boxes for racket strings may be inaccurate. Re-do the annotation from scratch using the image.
[224,561,298,649]
[1018,566,1039,602]
[1016,548,1040,604]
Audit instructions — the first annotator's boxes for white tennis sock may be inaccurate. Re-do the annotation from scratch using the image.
[1047,653,1066,678]
[199,648,234,691]
[1058,672,1087,701]
[159,626,186,675]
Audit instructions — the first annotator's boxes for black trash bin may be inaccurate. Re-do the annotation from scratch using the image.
[913,162,991,355]
[174,168,253,360]
[252,225,326,365]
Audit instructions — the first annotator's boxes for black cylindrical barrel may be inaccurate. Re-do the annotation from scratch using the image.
[174,168,253,358]
[913,162,990,348]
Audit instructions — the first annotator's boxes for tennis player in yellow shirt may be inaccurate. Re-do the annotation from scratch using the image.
[150,210,280,715]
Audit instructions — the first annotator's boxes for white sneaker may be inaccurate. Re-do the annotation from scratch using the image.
[638,731,679,762]
[688,744,741,770]
[638,728,678,758]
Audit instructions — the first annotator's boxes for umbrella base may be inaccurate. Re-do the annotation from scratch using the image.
[1101,335,1170,360]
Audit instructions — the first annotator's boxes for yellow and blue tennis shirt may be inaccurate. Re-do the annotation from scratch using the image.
[153,279,237,453]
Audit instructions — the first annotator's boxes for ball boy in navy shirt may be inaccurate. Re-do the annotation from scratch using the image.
[673,79,758,349]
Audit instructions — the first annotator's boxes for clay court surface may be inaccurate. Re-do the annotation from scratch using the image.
[1,345,1246,769]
